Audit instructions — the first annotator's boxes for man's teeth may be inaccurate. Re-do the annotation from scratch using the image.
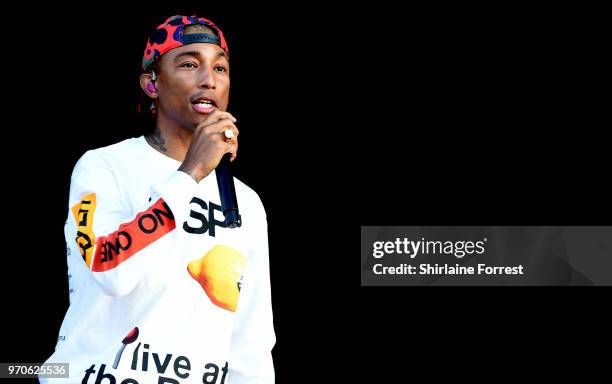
[195,101,213,107]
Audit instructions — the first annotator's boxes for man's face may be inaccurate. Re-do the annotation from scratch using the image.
[156,43,230,130]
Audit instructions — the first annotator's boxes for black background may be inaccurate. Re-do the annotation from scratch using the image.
[2,3,350,381]
[2,2,609,382]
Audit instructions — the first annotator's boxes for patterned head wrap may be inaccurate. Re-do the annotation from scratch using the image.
[142,15,229,72]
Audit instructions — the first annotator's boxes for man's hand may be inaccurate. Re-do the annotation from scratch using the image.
[179,110,239,182]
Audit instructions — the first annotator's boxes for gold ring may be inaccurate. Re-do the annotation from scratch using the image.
[224,129,234,141]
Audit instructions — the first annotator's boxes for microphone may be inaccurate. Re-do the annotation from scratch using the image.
[216,153,241,228]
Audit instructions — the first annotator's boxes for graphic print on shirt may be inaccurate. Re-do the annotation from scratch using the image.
[183,197,227,237]
[91,198,176,272]
[113,327,139,369]
[72,193,97,267]
[187,245,246,312]
[81,324,230,383]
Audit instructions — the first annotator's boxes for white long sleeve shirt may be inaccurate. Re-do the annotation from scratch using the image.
[41,136,275,383]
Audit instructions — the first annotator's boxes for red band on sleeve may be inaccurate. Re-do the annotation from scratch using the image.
[92,198,176,272]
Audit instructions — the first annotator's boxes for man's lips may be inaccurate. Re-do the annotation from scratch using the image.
[191,98,217,114]
[192,103,217,114]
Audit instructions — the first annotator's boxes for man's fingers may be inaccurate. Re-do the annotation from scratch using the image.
[223,140,238,161]
[197,110,237,128]
[208,109,236,122]
[202,121,239,138]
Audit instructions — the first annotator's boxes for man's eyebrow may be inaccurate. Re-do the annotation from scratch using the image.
[173,51,202,62]
[173,50,229,61]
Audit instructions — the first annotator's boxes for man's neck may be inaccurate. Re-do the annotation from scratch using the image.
[146,116,194,162]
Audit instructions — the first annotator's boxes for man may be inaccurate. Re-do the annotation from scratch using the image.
[41,15,275,383]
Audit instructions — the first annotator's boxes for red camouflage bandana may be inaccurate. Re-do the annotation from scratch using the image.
[142,15,229,72]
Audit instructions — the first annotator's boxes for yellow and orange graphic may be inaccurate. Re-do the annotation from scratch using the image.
[72,193,97,267]
[187,245,246,312]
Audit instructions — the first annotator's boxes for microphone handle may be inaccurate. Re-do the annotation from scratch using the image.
[216,153,241,228]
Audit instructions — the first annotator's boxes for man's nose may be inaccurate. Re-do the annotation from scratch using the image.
[198,67,216,89]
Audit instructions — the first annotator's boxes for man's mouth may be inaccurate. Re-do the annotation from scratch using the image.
[191,97,217,114]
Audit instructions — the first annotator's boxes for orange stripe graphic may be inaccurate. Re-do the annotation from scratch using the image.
[92,198,176,272]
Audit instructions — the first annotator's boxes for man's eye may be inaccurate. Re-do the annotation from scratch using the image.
[180,62,197,68]
[215,66,227,72]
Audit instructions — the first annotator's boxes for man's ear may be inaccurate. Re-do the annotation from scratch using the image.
[140,73,158,98]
